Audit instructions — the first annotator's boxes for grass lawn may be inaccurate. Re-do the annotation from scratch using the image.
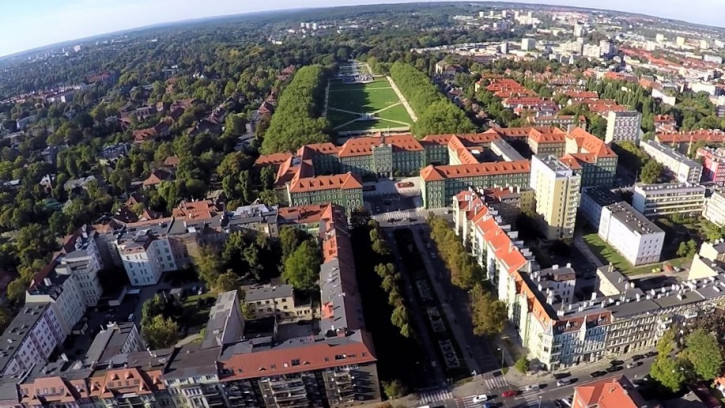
[181,292,218,330]
[327,77,413,131]
[583,232,690,276]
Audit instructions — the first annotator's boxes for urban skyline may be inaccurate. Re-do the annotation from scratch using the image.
[2,0,725,57]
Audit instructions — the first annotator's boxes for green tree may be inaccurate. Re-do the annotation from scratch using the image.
[650,356,686,392]
[195,246,223,288]
[684,329,723,381]
[640,160,663,184]
[257,189,280,206]
[515,357,530,373]
[382,379,406,399]
[142,315,180,349]
[282,240,321,291]
[279,226,306,262]
[260,166,277,190]
[238,170,252,203]
[216,271,240,292]
[471,284,507,336]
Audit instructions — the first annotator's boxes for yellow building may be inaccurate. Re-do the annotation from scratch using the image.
[530,155,581,240]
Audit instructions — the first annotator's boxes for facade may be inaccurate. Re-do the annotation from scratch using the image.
[704,190,725,227]
[0,303,64,376]
[656,129,725,154]
[244,284,315,322]
[572,375,648,408]
[530,155,581,240]
[287,172,364,211]
[580,186,619,229]
[641,140,702,184]
[599,202,665,266]
[604,110,642,143]
[421,161,531,209]
[54,228,105,307]
[521,38,536,51]
[696,147,725,184]
[561,128,618,187]
[26,269,86,337]
[632,183,707,218]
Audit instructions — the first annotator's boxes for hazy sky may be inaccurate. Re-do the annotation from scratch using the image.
[1,0,724,57]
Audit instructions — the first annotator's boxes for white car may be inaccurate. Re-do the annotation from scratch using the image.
[472,395,489,403]
[525,384,540,391]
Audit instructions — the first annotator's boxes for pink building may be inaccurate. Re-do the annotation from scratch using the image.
[697,147,725,184]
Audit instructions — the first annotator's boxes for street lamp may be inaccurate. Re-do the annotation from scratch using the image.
[538,395,542,408]
[497,347,505,369]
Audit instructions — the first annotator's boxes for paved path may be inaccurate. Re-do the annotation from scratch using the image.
[387,75,418,122]
[329,102,412,130]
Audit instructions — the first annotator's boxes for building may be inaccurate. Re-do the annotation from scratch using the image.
[117,224,186,286]
[454,190,725,371]
[530,155,581,240]
[572,375,648,408]
[84,322,141,366]
[0,303,64,376]
[653,115,677,132]
[244,284,315,322]
[656,129,725,154]
[521,38,536,51]
[704,190,725,227]
[561,127,618,187]
[632,183,707,218]
[580,186,619,229]
[599,202,665,266]
[287,172,364,211]
[605,111,642,143]
[229,204,279,237]
[201,290,245,350]
[641,140,703,184]
[697,147,725,184]
[26,264,86,337]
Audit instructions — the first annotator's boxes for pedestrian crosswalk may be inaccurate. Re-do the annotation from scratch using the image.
[418,388,453,405]
[459,395,487,408]
[484,374,508,390]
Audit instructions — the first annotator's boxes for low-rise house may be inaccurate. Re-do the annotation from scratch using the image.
[244,284,315,322]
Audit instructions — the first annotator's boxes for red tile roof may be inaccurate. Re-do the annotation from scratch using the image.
[421,161,531,181]
[255,152,293,167]
[656,129,725,144]
[573,376,647,408]
[278,204,331,225]
[337,134,423,158]
[288,172,363,193]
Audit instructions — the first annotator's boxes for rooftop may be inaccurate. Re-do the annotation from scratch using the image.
[606,202,664,235]
[583,186,620,207]
[245,285,294,302]
[642,140,701,168]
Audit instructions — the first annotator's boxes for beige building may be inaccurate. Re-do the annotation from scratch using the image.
[632,183,706,218]
[605,111,642,143]
[704,190,725,227]
[641,140,702,184]
[530,155,581,240]
[244,284,315,322]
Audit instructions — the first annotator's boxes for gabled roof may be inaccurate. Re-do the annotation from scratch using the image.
[143,169,172,187]
[288,173,362,193]
[420,165,445,182]
[255,152,293,167]
[574,375,647,408]
[567,127,615,157]
[421,161,531,181]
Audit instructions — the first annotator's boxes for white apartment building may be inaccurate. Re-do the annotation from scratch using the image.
[604,111,642,143]
[632,183,707,218]
[580,187,619,229]
[521,38,536,51]
[0,303,65,376]
[704,190,725,227]
[599,202,665,266]
[641,140,703,184]
[26,271,86,336]
[530,155,581,240]
[118,228,185,287]
[55,231,104,307]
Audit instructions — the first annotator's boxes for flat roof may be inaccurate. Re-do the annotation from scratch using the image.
[606,202,664,235]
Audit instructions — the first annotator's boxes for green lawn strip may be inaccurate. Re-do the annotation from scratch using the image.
[376,103,413,124]
[181,292,218,329]
[583,232,690,276]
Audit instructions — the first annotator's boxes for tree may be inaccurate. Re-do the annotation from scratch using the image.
[142,315,179,349]
[677,239,697,258]
[684,329,723,381]
[515,357,530,373]
[640,160,663,184]
[382,379,406,399]
[471,284,507,336]
[238,170,252,203]
[216,271,240,292]
[195,246,223,288]
[260,166,276,190]
[391,304,409,330]
[279,226,306,262]
[650,355,686,392]
[257,189,279,206]
[282,240,321,291]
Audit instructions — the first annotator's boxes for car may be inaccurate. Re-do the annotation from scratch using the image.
[556,378,572,386]
[626,362,641,369]
[606,365,623,373]
[482,404,494,408]
[645,351,658,358]
[590,371,607,378]
[127,313,135,322]
[524,384,540,392]
[610,360,624,366]
[632,354,645,361]
[502,390,517,397]
[553,372,571,379]
[472,395,488,403]
[560,397,572,407]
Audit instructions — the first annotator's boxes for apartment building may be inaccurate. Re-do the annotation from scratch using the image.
[287,172,364,211]
[604,110,642,143]
[479,186,536,225]
[54,228,105,307]
[704,190,725,227]
[580,186,619,229]
[0,303,65,376]
[228,203,279,237]
[632,183,707,218]
[696,146,725,184]
[599,202,665,266]
[244,284,315,322]
[641,140,702,184]
[530,155,581,240]
[483,126,567,157]
[454,191,724,371]
[656,129,725,154]
[561,127,618,187]
[84,322,141,366]
[26,267,86,337]
[572,376,648,408]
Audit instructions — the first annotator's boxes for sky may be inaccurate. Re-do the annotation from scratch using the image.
[1,0,724,57]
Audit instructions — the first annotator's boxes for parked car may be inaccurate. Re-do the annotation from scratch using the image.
[626,362,641,369]
[632,354,645,361]
[472,395,488,403]
[590,370,607,378]
[524,384,540,392]
[645,351,658,358]
[610,360,624,366]
[502,390,517,397]
[606,365,623,373]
